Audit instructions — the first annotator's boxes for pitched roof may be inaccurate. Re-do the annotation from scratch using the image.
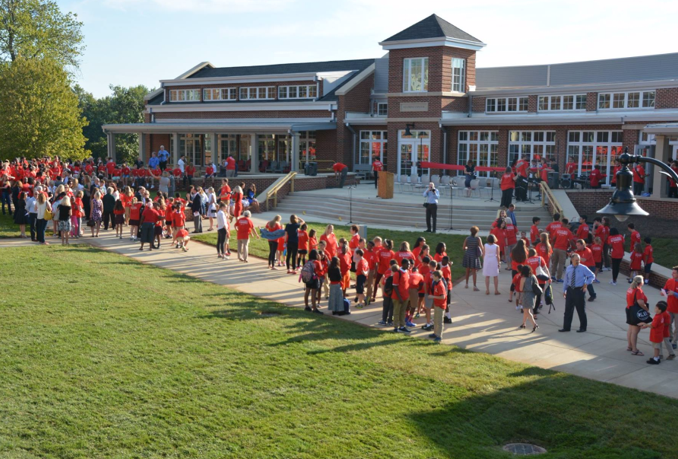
[382,14,482,44]
[188,59,375,79]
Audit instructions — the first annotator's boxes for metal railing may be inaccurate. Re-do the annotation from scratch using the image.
[265,171,297,209]
[540,181,564,217]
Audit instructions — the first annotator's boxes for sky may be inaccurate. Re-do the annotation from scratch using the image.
[60,0,678,98]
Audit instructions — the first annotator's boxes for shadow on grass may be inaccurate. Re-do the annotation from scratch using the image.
[405,374,668,459]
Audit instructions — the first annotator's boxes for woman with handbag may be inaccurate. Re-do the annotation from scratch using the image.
[519,265,540,332]
[626,275,652,356]
[462,226,483,291]
[35,191,51,245]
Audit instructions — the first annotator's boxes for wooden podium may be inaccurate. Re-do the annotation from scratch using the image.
[377,171,394,199]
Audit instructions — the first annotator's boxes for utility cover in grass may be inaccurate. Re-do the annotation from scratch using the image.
[503,443,547,455]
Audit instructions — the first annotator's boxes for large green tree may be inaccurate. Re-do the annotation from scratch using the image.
[77,85,151,164]
[0,57,87,160]
[0,0,84,67]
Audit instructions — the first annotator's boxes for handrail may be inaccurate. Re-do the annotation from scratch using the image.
[265,171,297,209]
[540,181,564,217]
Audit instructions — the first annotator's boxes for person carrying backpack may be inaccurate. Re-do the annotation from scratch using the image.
[378,261,398,326]
[301,249,324,314]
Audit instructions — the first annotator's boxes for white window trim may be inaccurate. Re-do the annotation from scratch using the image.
[538,94,587,112]
[403,57,429,93]
[240,86,276,101]
[169,89,200,103]
[567,130,624,185]
[203,88,238,102]
[358,130,387,165]
[376,102,388,116]
[598,91,656,110]
[508,130,557,166]
[485,97,529,113]
[278,84,318,100]
[452,58,466,93]
[457,130,499,177]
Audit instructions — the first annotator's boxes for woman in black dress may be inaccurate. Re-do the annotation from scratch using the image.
[13,191,28,238]
[464,160,476,197]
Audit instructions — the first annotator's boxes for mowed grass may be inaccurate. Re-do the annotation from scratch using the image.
[645,237,678,272]
[0,247,677,458]
[193,221,469,279]
[0,211,20,238]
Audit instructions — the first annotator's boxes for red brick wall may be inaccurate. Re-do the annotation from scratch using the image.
[315,130,338,163]
[336,73,375,168]
[586,92,598,112]
[441,48,477,92]
[442,97,468,112]
[566,190,678,237]
[150,134,171,158]
[528,95,538,113]
[656,88,678,109]
[388,47,476,94]
[472,96,486,113]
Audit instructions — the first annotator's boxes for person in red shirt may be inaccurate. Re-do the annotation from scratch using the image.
[626,276,651,355]
[589,165,605,189]
[150,167,162,189]
[371,155,383,192]
[633,163,647,196]
[348,225,361,255]
[219,179,232,202]
[406,267,424,326]
[576,216,589,242]
[332,161,349,188]
[608,228,625,285]
[235,210,259,262]
[610,158,621,186]
[225,155,236,177]
[354,249,369,308]
[642,237,654,285]
[427,270,447,342]
[510,269,523,306]
[185,163,195,186]
[628,243,644,282]
[129,198,143,241]
[363,240,377,303]
[551,219,574,282]
[661,267,678,345]
[590,237,603,281]
[297,223,309,267]
[504,219,518,267]
[668,160,678,198]
[440,256,453,323]
[373,238,394,301]
[394,241,415,268]
[391,259,411,333]
[530,217,541,246]
[139,203,160,251]
[640,301,673,364]
[627,223,641,252]
[302,249,324,313]
[113,200,126,239]
[545,213,562,241]
[565,157,578,187]
[593,217,611,271]
[490,222,507,262]
[500,167,517,208]
[320,225,338,260]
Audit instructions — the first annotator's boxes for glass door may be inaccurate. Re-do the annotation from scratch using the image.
[238,135,251,172]
[398,130,430,178]
[180,134,203,166]
[399,142,413,177]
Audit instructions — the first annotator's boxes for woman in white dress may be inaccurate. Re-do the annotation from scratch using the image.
[206,187,218,231]
[483,233,501,295]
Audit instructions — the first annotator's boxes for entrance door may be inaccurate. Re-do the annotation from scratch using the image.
[239,135,251,172]
[397,130,430,178]
[180,134,203,166]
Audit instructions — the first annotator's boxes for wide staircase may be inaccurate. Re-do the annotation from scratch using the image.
[275,191,552,231]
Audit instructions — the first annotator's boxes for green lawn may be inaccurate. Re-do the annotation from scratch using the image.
[0,211,20,238]
[0,246,677,458]
[193,221,469,280]
[646,237,678,272]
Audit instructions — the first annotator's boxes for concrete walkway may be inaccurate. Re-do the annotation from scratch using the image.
[3,228,676,399]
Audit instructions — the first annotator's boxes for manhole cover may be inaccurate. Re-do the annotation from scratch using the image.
[502,443,547,455]
[259,311,281,317]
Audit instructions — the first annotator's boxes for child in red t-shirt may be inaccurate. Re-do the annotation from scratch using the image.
[590,237,603,282]
[354,248,369,309]
[510,265,523,308]
[640,302,674,364]
[129,199,143,241]
[429,270,448,342]
[113,200,125,239]
[441,256,453,323]
[643,237,654,285]
[297,223,309,266]
[176,228,191,252]
[629,243,644,283]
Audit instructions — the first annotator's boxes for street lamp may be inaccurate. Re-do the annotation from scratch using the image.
[597,147,678,221]
[404,123,415,137]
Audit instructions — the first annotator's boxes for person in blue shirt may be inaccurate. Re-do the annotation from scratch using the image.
[507,203,517,227]
[423,182,439,233]
[158,146,170,170]
[559,253,595,333]
[148,152,160,170]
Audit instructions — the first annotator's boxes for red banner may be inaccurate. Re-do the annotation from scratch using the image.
[419,162,506,172]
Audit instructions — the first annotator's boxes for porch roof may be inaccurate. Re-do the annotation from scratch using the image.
[102,120,337,135]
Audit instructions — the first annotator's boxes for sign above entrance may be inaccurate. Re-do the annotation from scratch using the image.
[400,102,429,112]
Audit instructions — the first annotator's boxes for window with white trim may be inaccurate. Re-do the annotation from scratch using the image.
[486,97,528,113]
[203,88,237,101]
[169,89,200,102]
[359,131,387,165]
[509,131,556,167]
[376,102,388,116]
[457,131,499,177]
[538,94,586,111]
[278,84,318,99]
[639,132,678,161]
[567,130,623,184]
[239,86,276,100]
[452,58,466,92]
[403,57,428,92]
[598,91,655,109]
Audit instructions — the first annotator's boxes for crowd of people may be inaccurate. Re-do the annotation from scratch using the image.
[4,156,678,361]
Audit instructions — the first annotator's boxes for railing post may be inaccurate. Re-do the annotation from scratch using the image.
[274,192,277,208]
[291,176,295,194]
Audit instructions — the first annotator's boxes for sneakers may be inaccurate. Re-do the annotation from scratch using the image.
[377,320,386,326]
[668,355,676,360]
[647,358,660,365]
[399,327,411,333]
[609,281,617,286]
[588,296,596,302]
[593,279,600,284]
[443,317,452,324]
[421,324,433,331]
[627,278,633,284]
[644,279,650,284]
[405,320,416,328]
[428,333,437,338]
[556,279,564,283]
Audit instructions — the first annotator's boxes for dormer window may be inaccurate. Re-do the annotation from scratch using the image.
[403,57,428,93]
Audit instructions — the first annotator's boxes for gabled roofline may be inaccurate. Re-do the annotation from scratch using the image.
[143,88,163,102]
[160,72,319,87]
[175,61,214,80]
[335,64,375,96]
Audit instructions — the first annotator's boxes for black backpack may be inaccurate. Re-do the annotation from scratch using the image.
[383,275,394,296]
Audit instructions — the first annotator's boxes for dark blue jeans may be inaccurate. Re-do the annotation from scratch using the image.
[28,213,37,241]
[36,218,47,243]
[1,190,11,215]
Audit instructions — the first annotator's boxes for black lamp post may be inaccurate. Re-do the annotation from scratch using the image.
[404,123,415,137]
[597,147,678,221]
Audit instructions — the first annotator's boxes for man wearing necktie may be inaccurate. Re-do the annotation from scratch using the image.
[559,253,595,333]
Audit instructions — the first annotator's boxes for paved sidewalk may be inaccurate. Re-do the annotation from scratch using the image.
[3,230,675,399]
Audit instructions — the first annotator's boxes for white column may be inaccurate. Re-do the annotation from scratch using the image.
[107,132,116,162]
[173,132,180,164]
[653,135,672,198]
[211,133,218,164]
[291,132,300,172]
[138,134,146,163]
[250,133,258,174]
